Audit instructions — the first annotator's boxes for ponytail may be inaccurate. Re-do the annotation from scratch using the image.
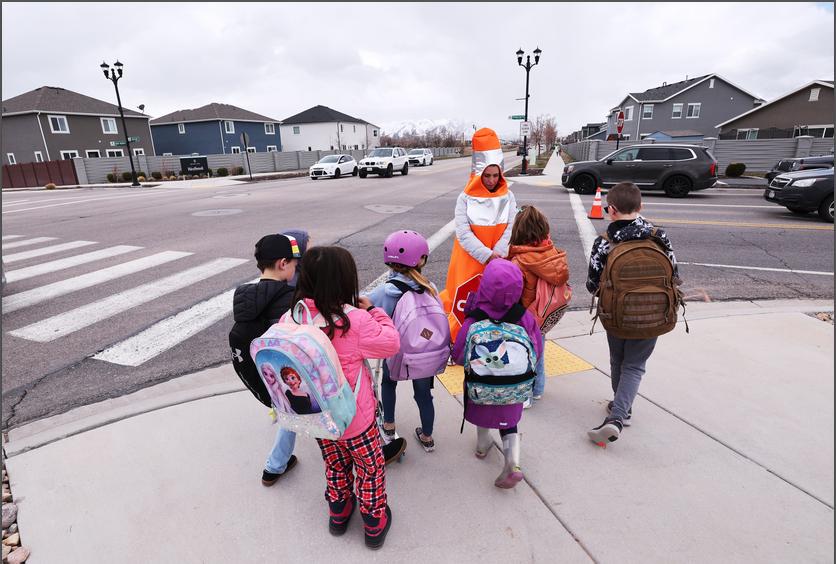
[391,259,438,298]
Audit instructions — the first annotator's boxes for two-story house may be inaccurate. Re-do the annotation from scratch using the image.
[605,74,764,141]
[279,105,380,152]
[2,86,152,165]
[150,103,281,156]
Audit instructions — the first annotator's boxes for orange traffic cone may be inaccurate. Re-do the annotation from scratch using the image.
[588,187,604,219]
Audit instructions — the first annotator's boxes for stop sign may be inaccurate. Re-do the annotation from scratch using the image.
[452,273,482,328]
[616,111,625,134]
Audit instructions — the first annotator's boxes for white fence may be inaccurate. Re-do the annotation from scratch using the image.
[563,136,834,173]
[72,147,462,184]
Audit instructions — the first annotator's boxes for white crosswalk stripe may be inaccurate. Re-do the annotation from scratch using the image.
[2,192,172,215]
[9,257,248,342]
[2,237,58,249]
[4,245,143,284]
[2,235,24,240]
[3,251,192,313]
[3,240,97,263]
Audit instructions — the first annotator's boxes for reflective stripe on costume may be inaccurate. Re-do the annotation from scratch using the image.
[471,148,505,176]
[464,193,514,226]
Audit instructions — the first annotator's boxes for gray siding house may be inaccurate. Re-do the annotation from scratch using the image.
[2,86,152,165]
[716,80,834,139]
[605,74,764,140]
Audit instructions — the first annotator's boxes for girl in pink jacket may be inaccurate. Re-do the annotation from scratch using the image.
[288,246,400,550]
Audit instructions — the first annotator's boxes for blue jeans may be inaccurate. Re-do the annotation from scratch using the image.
[533,333,546,397]
[265,427,296,474]
[606,334,658,422]
[381,363,435,436]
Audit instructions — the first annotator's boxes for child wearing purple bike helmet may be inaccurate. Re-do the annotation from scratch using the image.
[365,230,445,453]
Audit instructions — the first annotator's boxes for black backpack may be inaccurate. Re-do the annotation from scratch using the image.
[228,287,287,407]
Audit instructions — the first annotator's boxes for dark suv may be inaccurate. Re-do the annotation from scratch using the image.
[764,167,834,222]
[562,144,718,198]
[764,155,834,183]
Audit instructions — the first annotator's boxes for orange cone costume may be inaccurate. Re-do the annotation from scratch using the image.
[439,128,517,341]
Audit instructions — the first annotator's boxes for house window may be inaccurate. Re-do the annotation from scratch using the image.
[686,103,701,118]
[247,147,256,153]
[133,148,145,156]
[736,128,759,140]
[709,78,715,88]
[353,125,356,133]
[340,124,344,132]
[163,152,173,156]
[264,122,275,135]
[60,150,79,160]
[34,151,44,162]
[224,121,235,134]
[231,146,241,154]
[266,145,277,152]
[624,106,634,121]
[48,115,70,133]
[672,103,683,119]
[293,126,300,134]
[810,88,821,102]
[86,150,101,158]
[642,104,654,119]
[101,117,118,134]
[6,153,16,165]
[373,129,378,137]
[178,123,185,134]
[806,126,834,138]
[106,149,123,157]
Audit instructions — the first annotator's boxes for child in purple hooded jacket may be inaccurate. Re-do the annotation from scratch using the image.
[451,259,543,489]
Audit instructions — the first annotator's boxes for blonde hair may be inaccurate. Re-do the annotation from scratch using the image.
[391,258,438,298]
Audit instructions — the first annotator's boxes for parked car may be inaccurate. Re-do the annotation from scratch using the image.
[358,147,409,178]
[407,148,434,166]
[561,144,718,198]
[309,154,358,180]
[763,167,834,222]
[764,155,834,183]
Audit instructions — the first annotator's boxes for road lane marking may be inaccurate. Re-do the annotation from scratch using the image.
[2,200,35,208]
[569,192,599,260]
[3,197,80,207]
[2,235,23,241]
[2,192,173,214]
[2,251,192,313]
[680,262,833,276]
[3,241,97,263]
[8,257,248,342]
[641,202,779,209]
[4,245,143,283]
[645,218,833,231]
[2,237,58,249]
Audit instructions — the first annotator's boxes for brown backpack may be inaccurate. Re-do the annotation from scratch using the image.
[591,230,687,339]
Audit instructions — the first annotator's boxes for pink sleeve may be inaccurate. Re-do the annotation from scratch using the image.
[356,308,401,359]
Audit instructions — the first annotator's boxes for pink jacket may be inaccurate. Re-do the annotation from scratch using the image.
[287,298,401,440]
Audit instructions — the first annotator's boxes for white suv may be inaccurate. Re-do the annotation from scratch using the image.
[408,148,434,166]
[359,147,409,178]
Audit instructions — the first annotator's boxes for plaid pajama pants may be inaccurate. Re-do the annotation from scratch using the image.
[316,422,387,519]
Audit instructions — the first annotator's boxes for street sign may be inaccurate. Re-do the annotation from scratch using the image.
[520,121,532,137]
[128,136,140,143]
[452,274,482,328]
[616,111,625,134]
[110,141,127,147]
[509,115,525,120]
[240,132,250,147]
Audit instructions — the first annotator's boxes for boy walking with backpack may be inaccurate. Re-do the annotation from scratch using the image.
[586,182,682,446]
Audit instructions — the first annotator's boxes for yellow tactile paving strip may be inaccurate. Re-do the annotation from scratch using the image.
[437,341,595,396]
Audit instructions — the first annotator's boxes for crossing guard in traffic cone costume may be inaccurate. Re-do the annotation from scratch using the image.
[439,128,518,341]
[588,187,605,219]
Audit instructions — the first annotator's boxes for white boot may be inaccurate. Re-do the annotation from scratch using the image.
[494,433,524,489]
[475,427,493,459]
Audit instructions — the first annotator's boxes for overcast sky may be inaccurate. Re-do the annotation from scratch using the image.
[2,2,833,140]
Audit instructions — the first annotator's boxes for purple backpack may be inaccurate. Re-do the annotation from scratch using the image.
[385,280,451,381]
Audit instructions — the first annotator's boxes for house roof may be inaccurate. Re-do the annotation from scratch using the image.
[281,105,370,125]
[648,130,705,137]
[610,74,765,111]
[150,103,278,125]
[715,80,835,128]
[2,86,148,118]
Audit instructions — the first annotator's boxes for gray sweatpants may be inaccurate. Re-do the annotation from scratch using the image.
[607,333,658,422]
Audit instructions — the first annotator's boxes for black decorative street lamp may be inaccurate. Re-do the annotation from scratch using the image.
[516,46,541,175]
[101,61,140,187]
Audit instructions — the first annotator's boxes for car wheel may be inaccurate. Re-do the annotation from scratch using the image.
[818,195,834,223]
[386,164,394,178]
[402,163,409,175]
[311,176,318,180]
[663,175,692,198]
[429,158,434,165]
[352,167,358,177]
[359,170,367,178]
[786,206,809,215]
[334,168,341,179]
[573,173,596,195]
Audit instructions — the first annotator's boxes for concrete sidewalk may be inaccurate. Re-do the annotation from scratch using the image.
[4,300,834,563]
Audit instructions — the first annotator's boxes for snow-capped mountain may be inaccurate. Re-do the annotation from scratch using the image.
[379,118,468,137]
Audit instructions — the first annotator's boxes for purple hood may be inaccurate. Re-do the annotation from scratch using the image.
[465,259,523,319]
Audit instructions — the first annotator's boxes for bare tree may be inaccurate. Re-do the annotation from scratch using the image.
[543,116,558,150]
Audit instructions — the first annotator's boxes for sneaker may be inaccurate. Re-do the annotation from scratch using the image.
[383,437,407,465]
[414,427,435,452]
[328,495,356,536]
[606,401,632,426]
[588,418,623,445]
[261,455,298,486]
[523,398,532,409]
[382,424,396,439]
[363,505,393,550]
[532,394,543,401]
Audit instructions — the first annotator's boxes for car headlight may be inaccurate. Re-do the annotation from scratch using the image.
[792,178,818,187]
[566,165,575,173]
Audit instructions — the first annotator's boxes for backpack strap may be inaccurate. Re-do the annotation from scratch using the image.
[467,303,526,324]
[387,279,424,294]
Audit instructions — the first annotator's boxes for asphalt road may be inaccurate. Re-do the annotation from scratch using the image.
[2,154,833,428]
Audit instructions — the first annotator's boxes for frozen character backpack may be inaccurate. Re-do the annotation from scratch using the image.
[385,280,451,381]
[463,304,536,405]
[250,301,362,439]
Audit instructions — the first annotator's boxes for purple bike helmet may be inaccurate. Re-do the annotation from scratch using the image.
[383,230,429,267]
